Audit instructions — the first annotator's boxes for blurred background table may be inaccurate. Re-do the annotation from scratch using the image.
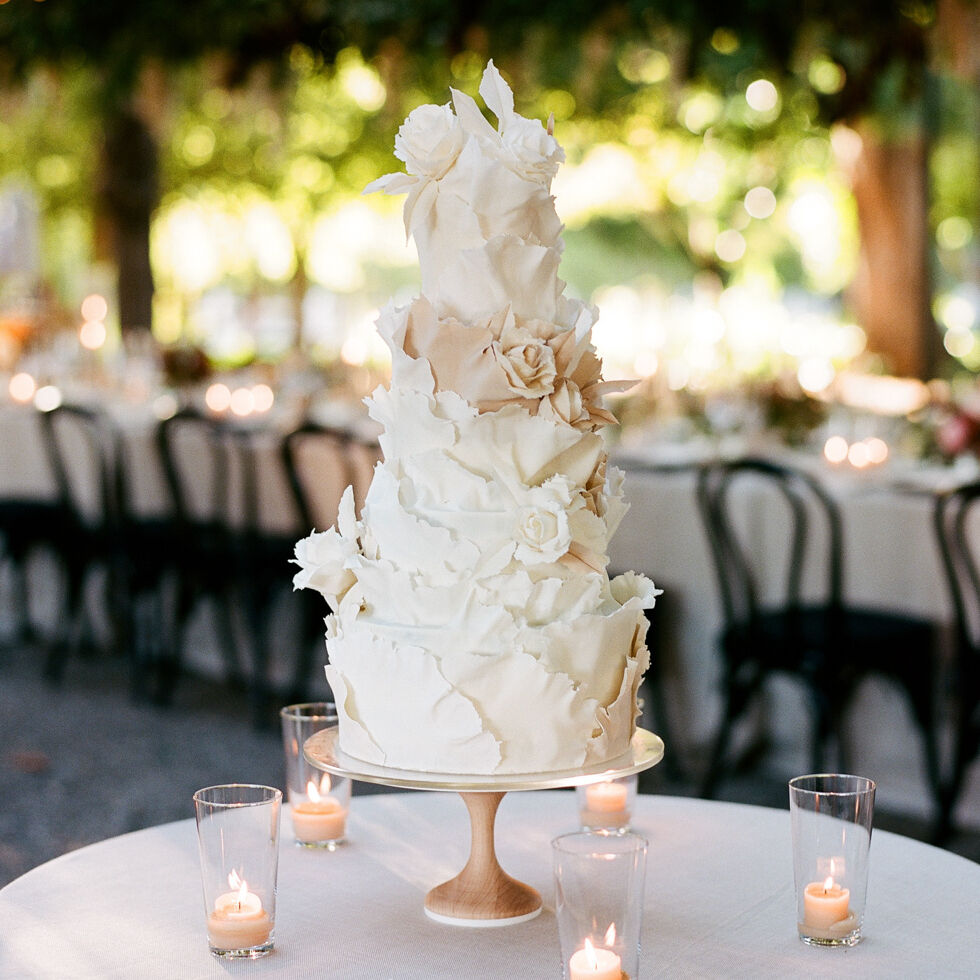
[610,448,980,830]
[1,790,978,979]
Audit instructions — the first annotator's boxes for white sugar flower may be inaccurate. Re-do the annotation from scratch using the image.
[499,116,564,183]
[292,527,358,606]
[514,478,574,564]
[610,571,663,609]
[477,60,564,183]
[394,103,464,179]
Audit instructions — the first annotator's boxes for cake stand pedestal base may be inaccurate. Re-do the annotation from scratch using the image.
[423,792,541,927]
[303,727,664,928]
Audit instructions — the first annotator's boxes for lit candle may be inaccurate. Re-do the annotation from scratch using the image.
[207,871,271,950]
[291,778,347,843]
[586,781,629,813]
[569,938,622,980]
[581,780,630,829]
[801,876,857,939]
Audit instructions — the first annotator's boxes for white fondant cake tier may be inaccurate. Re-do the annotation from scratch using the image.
[293,61,661,774]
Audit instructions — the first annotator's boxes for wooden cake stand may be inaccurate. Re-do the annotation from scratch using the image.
[304,727,664,927]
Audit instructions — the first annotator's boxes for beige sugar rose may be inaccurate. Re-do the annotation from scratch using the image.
[495,337,557,397]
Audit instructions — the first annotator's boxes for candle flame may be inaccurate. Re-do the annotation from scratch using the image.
[320,772,332,794]
[227,868,250,908]
[306,779,321,803]
[823,876,835,892]
[604,923,617,945]
[583,938,598,968]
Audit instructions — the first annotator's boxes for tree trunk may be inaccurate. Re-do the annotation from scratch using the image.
[847,126,939,379]
[99,109,159,336]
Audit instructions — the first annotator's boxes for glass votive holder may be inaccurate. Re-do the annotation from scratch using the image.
[192,784,281,959]
[789,773,876,947]
[280,702,352,849]
[552,830,648,980]
[576,774,637,833]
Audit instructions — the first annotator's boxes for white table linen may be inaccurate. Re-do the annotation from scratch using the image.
[1,791,978,979]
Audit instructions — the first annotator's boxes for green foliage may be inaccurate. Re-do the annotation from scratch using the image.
[0,0,972,335]
[0,0,942,121]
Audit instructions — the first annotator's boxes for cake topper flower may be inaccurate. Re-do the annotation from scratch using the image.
[452,60,564,184]
[365,60,563,238]
[394,103,464,179]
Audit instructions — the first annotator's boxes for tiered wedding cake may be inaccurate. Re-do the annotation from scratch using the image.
[293,62,661,775]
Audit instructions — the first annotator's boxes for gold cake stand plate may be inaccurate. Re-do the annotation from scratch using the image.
[305,727,664,927]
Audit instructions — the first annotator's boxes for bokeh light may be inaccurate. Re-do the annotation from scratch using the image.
[205,383,232,413]
[824,435,849,464]
[79,319,107,350]
[33,385,62,412]
[80,294,108,322]
[8,372,36,403]
[745,79,779,113]
[744,186,777,219]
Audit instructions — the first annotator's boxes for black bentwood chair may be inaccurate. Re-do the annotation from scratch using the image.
[934,481,980,843]
[696,458,943,811]
[0,406,76,650]
[281,419,356,702]
[37,403,127,680]
[156,406,243,704]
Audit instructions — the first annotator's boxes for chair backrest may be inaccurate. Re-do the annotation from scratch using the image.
[156,406,234,530]
[38,402,117,533]
[282,420,355,533]
[696,457,844,629]
[935,481,980,653]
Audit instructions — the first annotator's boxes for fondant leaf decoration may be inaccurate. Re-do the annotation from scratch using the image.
[479,59,514,129]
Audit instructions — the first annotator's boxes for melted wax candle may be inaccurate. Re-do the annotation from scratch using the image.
[569,938,622,980]
[800,876,858,940]
[581,780,630,829]
[207,872,271,950]
[291,778,347,843]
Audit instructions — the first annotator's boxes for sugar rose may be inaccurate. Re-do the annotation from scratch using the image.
[500,117,564,182]
[394,103,464,179]
[496,338,557,397]
[514,479,574,564]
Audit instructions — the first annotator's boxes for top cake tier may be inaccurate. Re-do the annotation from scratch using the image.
[366,62,568,326]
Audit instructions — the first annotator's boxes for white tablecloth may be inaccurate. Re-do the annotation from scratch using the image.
[1,791,978,978]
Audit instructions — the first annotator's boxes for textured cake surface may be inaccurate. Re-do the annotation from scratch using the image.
[293,62,661,775]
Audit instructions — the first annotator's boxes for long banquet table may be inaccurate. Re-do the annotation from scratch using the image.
[1,790,978,978]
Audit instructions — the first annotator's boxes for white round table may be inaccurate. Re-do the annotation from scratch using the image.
[1,791,977,978]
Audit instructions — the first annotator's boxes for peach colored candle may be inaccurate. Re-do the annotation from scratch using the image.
[207,878,271,950]
[569,939,622,980]
[586,781,629,812]
[801,876,857,939]
[581,780,630,829]
[291,780,346,843]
